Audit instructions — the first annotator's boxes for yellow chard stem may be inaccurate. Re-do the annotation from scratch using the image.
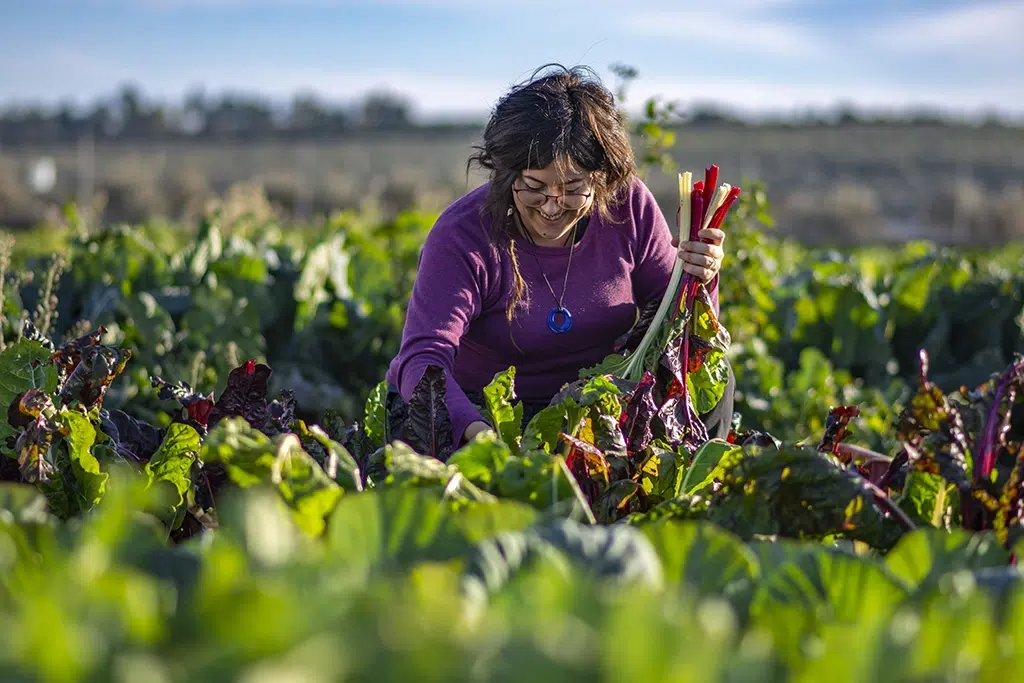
[622,172,692,381]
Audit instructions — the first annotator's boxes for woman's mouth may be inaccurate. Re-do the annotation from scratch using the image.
[537,209,565,224]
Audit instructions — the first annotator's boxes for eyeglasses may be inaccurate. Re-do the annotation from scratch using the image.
[512,184,592,211]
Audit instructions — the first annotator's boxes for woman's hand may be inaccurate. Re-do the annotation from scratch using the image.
[463,420,495,442]
[672,228,725,283]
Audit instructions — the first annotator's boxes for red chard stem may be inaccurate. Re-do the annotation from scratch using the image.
[701,165,719,211]
[708,187,742,231]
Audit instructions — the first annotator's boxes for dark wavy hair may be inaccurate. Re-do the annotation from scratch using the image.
[466,63,637,321]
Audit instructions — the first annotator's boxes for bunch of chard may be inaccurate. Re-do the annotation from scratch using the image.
[608,166,741,447]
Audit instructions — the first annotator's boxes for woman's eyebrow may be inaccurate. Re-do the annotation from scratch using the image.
[523,174,585,184]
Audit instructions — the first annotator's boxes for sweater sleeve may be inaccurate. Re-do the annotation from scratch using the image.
[387,217,488,447]
[629,177,720,317]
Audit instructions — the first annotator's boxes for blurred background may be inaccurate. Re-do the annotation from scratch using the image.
[1,0,1022,246]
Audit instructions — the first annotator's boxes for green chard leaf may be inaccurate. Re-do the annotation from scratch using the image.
[144,422,201,525]
[295,420,363,492]
[635,439,687,501]
[447,431,513,490]
[202,416,343,535]
[700,443,906,549]
[363,380,387,447]
[0,339,60,448]
[480,367,524,453]
[27,406,107,519]
[685,287,732,415]
[681,438,741,496]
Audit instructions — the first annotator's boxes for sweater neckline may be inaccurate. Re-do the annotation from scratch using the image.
[514,210,597,258]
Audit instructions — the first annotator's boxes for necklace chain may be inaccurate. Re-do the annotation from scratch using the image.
[516,211,578,311]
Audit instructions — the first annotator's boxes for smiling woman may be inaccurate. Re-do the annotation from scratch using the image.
[385,63,732,447]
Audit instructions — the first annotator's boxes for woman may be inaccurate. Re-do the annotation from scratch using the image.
[385,64,733,447]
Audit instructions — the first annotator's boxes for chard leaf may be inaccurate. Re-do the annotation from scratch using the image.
[636,440,686,500]
[0,340,60,447]
[621,372,657,455]
[891,257,938,313]
[265,389,296,435]
[26,408,107,519]
[398,365,454,462]
[208,359,273,432]
[681,438,741,495]
[578,352,629,380]
[19,404,106,519]
[325,487,537,573]
[684,290,731,415]
[362,380,387,446]
[13,390,63,485]
[98,408,167,463]
[202,416,343,535]
[578,375,625,416]
[57,344,132,409]
[150,375,216,430]
[551,374,629,414]
[896,470,960,529]
[522,399,585,453]
[49,327,106,378]
[463,518,664,607]
[144,422,200,525]
[686,345,730,416]
[593,414,627,460]
[749,550,907,669]
[494,449,574,508]
[533,518,665,588]
[594,479,640,522]
[702,443,906,549]
[201,417,277,487]
[294,232,352,329]
[480,367,523,453]
[294,420,363,491]
[884,527,1010,592]
[622,494,709,525]
[615,295,662,353]
[55,409,107,509]
[447,431,513,489]
[384,441,493,502]
[340,420,376,478]
[641,519,760,612]
[270,434,345,537]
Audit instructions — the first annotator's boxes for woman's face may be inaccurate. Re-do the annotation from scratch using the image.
[511,159,594,246]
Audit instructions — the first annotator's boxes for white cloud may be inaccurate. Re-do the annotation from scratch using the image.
[867,1,1024,58]
[620,11,826,59]
[616,1,834,62]
[628,75,1024,117]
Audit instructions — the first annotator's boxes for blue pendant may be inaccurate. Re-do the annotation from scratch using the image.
[547,306,572,333]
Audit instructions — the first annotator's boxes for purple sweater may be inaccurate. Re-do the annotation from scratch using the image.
[385,175,720,444]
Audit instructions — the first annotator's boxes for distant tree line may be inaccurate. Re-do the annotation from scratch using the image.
[0,82,1019,147]
[0,83,423,146]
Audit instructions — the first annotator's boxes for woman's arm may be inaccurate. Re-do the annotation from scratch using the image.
[388,222,491,445]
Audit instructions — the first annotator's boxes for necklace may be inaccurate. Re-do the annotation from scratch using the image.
[516,211,578,334]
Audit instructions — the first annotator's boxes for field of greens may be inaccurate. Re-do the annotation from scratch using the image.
[2,174,1024,682]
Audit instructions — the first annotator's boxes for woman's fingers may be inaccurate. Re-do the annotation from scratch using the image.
[676,236,724,284]
[678,240,724,261]
[698,228,726,245]
[680,260,717,283]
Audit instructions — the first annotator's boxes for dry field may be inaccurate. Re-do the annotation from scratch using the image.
[2,122,1023,245]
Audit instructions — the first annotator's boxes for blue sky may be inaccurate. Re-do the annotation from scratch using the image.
[2,0,1023,121]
